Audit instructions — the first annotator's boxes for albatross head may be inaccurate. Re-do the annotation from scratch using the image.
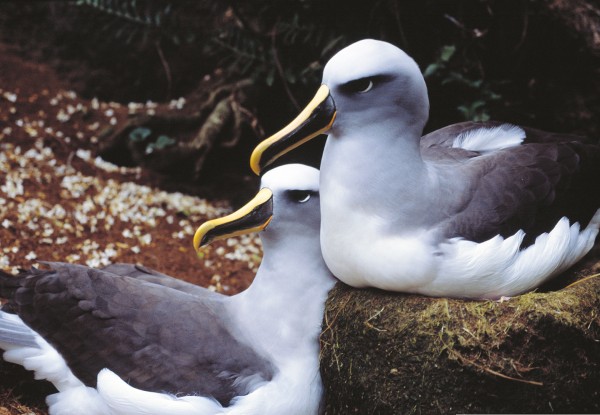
[193,164,320,250]
[250,39,429,175]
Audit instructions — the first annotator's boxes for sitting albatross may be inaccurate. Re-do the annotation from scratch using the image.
[0,164,335,415]
[250,39,600,299]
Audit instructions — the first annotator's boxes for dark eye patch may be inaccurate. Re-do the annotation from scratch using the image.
[286,190,318,203]
[344,78,373,94]
[339,74,393,95]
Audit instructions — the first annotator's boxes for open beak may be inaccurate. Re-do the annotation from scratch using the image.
[250,84,336,175]
[193,188,273,251]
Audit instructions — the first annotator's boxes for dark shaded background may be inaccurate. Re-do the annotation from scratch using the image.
[1,0,599,194]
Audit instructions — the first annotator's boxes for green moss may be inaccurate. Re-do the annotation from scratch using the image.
[320,272,600,414]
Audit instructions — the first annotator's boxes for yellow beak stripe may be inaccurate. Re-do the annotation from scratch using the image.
[193,188,274,251]
[250,84,335,175]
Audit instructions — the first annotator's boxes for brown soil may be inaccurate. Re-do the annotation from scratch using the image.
[0,41,258,414]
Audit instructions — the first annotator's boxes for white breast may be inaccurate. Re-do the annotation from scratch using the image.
[321,202,600,299]
[320,189,439,291]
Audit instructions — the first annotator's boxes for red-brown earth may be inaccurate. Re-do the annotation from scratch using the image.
[0,41,258,414]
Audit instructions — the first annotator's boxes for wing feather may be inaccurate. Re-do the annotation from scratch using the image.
[7,263,274,406]
[442,140,600,245]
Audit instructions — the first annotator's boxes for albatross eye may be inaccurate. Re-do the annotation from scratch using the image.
[286,190,314,203]
[343,77,374,94]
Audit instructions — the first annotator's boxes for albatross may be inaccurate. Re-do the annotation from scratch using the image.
[250,39,600,299]
[0,163,335,415]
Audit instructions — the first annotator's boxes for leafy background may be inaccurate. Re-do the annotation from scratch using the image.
[2,0,599,158]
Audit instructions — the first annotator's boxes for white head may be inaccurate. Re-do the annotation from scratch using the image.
[259,164,320,246]
[249,39,431,175]
[193,164,321,251]
[322,39,429,138]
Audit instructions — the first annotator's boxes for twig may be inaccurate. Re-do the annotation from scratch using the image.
[319,293,352,374]
[320,294,352,339]
[365,306,387,332]
[445,345,543,386]
[155,40,172,100]
[270,27,300,110]
[565,273,600,289]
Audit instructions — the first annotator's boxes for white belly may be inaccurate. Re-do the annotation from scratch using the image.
[321,199,600,299]
[321,210,439,292]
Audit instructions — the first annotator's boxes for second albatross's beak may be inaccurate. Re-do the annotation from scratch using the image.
[193,188,273,251]
[250,85,336,175]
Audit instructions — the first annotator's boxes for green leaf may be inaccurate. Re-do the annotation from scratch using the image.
[457,105,470,118]
[423,63,440,78]
[470,79,483,88]
[470,100,486,110]
[265,68,275,87]
[440,45,456,62]
[441,72,468,86]
[129,127,152,142]
[154,135,176,149]
[321,35,344,57]
[285,68,297,84]
[487,91,502,101]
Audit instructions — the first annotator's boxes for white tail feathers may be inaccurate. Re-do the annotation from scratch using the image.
[0,311,83,391]
[97,369,223,415]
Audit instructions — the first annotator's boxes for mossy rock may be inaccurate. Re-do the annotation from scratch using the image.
[320,272,600,414]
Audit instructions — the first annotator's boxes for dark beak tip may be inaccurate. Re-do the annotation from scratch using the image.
[199,235,211,248]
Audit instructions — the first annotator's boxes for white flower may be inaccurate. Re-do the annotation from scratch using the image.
[139,234,152,245]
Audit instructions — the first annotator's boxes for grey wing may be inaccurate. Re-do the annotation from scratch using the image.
[420,122,504,161]
[421,122,600,244]
[421,121,492,148]
[101,263,216,298]
[12,263,274,406]
[421,121,593,150]
[442,140,600,246]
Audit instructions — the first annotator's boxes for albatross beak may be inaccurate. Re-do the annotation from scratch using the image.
[250,84,336,175]
[193,188,273,251]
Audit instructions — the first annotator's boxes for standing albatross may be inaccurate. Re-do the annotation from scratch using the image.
[251,39,600,299]
[0,164,335,415]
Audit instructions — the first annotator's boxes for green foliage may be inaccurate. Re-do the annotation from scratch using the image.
[70,1,357,96]
[75,0,167,28]
[422,45,456,78]
[457,100,491,122]
[425,44,502,122]
[206,5,342,90]
[128,126,151,142]
[65,0,524,124]
[74,0,200,46]
[128,127,176,154]
[146,135,176,154]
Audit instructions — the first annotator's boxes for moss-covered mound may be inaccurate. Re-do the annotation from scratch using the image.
[320,273,600,414]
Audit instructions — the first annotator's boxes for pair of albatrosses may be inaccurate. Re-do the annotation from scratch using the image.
[252,38,600,299]
[2,38,599,414]
[0,164,335,414]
